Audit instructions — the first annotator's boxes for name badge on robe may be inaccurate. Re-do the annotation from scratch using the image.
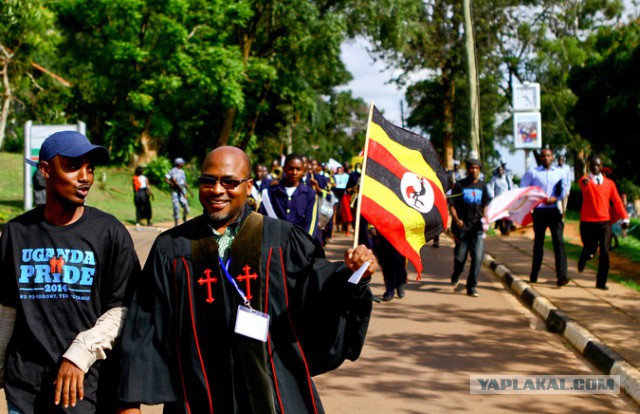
[235,305,270,342]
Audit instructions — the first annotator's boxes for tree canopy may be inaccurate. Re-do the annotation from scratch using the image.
[569,21,640,194]
[0,0,66,150]
[0,0,638,190]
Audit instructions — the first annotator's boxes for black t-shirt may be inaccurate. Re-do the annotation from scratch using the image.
[0,206,140,413]
[451,177,490,232]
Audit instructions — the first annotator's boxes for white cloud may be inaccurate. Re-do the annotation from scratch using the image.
[339,39,407,127]
[339,38,535,176]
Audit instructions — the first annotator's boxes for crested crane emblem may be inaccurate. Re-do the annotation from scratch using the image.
[401,173,435,214]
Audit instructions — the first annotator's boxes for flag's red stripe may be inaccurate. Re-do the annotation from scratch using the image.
[361,195,423,274]
[368,138,448,223]
[368,139,407,180]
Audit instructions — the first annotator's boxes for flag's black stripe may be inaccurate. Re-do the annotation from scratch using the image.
[365,158,445,242]
[372,107,453,192]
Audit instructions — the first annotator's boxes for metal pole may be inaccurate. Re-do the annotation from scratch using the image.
[24,121,33,211]
[463,0,480,156]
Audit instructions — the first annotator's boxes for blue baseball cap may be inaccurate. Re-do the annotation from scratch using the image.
[26,131,109,166]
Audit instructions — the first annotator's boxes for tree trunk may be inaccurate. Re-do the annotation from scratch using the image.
[217,106,237,147]
[218,31,255,149]
[574,149,586,182]
[239,93,269,150]
[0,57,12,150]
[286,124,293,155]
[442,74,455,170]
[131,115,159,166]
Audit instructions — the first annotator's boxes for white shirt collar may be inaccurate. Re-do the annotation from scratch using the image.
[589,173,604,182]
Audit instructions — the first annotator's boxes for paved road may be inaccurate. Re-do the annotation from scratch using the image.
[1,224,638,413]
[313,234,638,413]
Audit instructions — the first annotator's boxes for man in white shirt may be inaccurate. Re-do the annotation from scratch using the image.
[521,149,570,286]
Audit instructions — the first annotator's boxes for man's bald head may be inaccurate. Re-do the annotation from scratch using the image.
[202,146,252,178]
[199,146,253,233]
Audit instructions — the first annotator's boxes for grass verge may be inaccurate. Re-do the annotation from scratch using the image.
[0,151,193,226]
[545,235,640,293]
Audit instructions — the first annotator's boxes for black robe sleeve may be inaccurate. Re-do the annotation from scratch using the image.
[117,237,179,405]
[283,225,373,376]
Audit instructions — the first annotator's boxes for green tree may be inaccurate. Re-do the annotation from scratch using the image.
[569,21,640,187]
[500,0,624,174]
[348,0,516,170]
[52,0,362,165]
[349,0,625,175]
[53,0,247,163]
[218,0,356,158]
[0,0,65,150]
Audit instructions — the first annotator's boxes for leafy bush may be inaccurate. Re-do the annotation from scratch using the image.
[144,157,172,188]
[141,157,198,191]
[618,178,640,205]
[3,135,24,153]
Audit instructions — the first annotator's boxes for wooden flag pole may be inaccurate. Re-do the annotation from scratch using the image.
[352,103,375,249]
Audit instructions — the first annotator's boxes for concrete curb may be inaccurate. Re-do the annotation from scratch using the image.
[484,253,640,405]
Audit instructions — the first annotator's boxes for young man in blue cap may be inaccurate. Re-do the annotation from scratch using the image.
[0,131,141,413]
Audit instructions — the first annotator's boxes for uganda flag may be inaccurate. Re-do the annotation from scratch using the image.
[361,106,452,276]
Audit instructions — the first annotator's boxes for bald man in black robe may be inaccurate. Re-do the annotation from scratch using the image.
[117,146,376,414]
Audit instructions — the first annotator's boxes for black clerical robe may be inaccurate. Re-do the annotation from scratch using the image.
[117,211,372,413]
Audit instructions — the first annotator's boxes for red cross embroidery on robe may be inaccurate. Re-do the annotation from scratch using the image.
[198,268,218,304]
[236,265,258,301]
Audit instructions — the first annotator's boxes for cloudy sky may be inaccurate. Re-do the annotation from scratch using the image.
[339,38,534,176]
[339,38,407,127]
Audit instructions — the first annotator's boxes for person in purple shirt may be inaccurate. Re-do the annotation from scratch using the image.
[520,148,570,286]
[259,154,320,240]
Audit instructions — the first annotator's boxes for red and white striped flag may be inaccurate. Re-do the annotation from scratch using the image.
[485,186,547,227]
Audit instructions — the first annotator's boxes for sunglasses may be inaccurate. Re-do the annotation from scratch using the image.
[198,176,250,189]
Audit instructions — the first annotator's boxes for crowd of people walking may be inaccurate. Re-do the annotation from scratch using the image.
[124,146,631,300]
[5,129,633,413]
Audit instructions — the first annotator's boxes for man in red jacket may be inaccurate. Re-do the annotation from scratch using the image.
[578,156,630,289]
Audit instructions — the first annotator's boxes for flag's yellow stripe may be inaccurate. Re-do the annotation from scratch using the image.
[363,178,426,253]
[369,122,444,194]
[308,195,319,235]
